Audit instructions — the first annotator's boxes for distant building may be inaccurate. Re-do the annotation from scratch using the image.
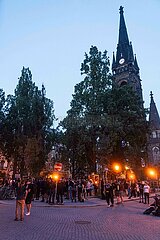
[147,92,160,165]
[112,6,160,166]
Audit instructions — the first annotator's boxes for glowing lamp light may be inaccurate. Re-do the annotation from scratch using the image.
[147,168,157,179]
[113,163,122,173]
[129,174,135,180]
[115,165,120,171]
[53,174,59,181]
[150,170,154,176]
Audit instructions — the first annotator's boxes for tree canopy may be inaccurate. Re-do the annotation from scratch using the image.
[1,67,55,177]
[59,46,148,177]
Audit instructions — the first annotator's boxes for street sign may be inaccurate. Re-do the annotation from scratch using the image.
[54,162,62,171]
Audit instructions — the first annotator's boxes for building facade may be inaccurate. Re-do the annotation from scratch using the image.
[112,6,160,166]
[148,92,160,165]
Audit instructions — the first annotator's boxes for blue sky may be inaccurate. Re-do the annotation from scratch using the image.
[0,0,160,124]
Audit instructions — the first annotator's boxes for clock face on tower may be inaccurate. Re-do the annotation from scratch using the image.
[119,58,125,64]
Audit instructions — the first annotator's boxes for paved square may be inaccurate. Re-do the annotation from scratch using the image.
[0,199,160,240]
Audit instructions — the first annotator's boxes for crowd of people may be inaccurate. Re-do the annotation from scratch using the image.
[32,177,96,204]
[12,177,97,221]
[101,179,151,207]
[0,176,153,221]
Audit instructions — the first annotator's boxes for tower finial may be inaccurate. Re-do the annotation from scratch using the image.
[119,6,124,14]
[150,91,153,100]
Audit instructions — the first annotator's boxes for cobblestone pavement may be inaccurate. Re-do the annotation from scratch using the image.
[0,197,160,240]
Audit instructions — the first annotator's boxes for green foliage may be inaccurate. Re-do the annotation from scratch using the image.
[60,46,112,176]
[60,46,148,176]
[105,85,148,167]
[0,89,6,153]
[2,67,55,177]
[71,46,112,115]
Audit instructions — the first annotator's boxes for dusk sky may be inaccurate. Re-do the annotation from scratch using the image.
[0,0,159,125]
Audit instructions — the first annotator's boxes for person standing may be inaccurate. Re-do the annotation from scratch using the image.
[119,181,125,204]
[71,180,77,203]
[100,179,105,200]
[143,182,150,204]
[48,178,56,204]
[139,181,144,203]
[57,179,64,204]
[15,180,26,221]
[25,179,34,216]
[105,181,114,207]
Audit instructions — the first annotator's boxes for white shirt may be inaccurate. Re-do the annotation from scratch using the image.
[143,184,150,193]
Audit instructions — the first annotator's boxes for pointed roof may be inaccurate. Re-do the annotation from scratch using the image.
[116,6,130,64]
[134,54,139,71]
[118,6,129,45]
[112,52,116,68]
[149,91,160,130]
[128,42,134,62]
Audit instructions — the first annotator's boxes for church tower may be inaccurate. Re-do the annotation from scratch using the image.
[148,92,160,165]
[112,6,143,103]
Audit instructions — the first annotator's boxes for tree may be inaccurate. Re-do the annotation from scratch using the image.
[3,67,55,177]
[0,88,6,151]
[60,46,148,177]
[60,46,112,176]
[103,85,148,171]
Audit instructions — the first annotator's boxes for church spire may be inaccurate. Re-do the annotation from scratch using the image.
[116,6,130,64]
[149,91,160,130]
[112,6,143,103]
[118,6,129,45]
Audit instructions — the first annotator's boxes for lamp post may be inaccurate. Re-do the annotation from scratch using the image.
[53,174,59,204]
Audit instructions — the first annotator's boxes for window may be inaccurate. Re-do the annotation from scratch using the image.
[152,131,156,138]
[152,147,160,164]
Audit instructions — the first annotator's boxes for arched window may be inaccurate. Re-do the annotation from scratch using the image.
[152,147,160,164]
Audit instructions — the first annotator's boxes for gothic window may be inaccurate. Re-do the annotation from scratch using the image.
[152,147,160,164]
[152,131,156,138]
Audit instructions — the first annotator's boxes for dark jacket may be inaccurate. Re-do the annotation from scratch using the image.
[16,185,26,200]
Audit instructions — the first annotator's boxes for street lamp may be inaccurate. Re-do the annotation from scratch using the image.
[112,163,122,180]
[115,165,120,171]
[112,163,122,173]
[129,173,135,181]
[53,174,59,204]
[146,168,157,180]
